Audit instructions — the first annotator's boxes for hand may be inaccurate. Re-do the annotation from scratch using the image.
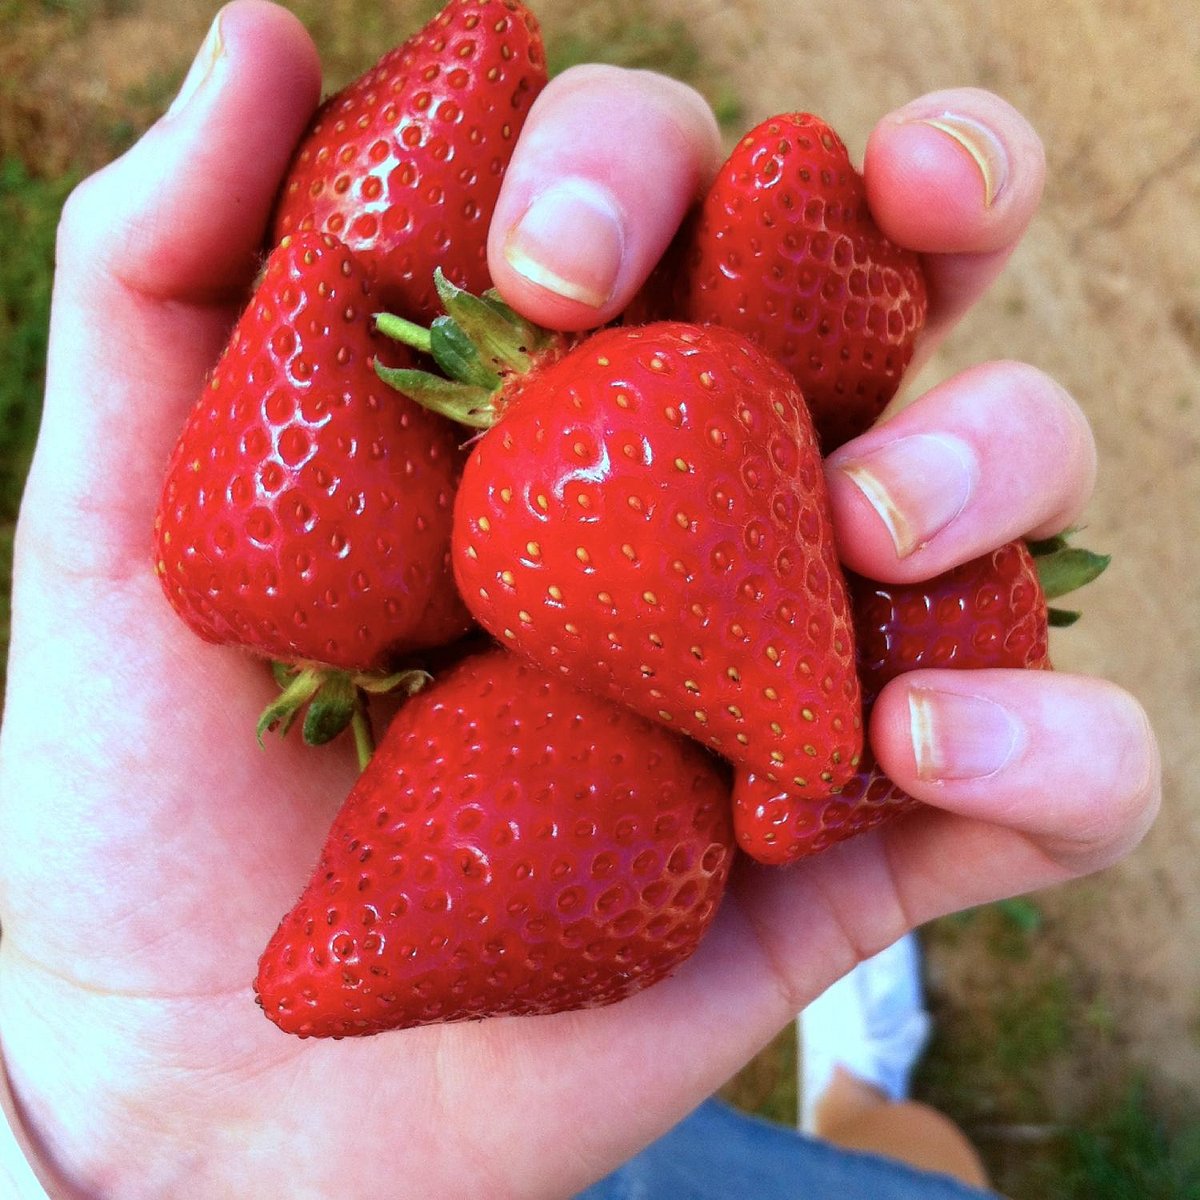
[0,4,1159,1197]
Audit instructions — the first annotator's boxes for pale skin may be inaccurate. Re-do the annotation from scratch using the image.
[0,3,1161,1197]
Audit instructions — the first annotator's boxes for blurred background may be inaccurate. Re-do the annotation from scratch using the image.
[1,1,1197,1193]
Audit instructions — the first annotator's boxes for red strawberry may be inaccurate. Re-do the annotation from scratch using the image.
[639,113,928,453]
[272,0,547,323]
[154,233,473,686]
[376,275,863,804]
[255,648,735,1036]
[733,537,1109,862]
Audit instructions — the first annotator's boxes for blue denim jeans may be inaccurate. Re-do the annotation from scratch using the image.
[577,1097,1000,1199]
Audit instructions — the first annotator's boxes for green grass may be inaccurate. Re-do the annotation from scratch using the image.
[544,0,742,129]
[717,902,1200,1199]
[719,1024,797,1127]
[1,157,77,699]
[0,158,68,509]
[1059,1080,1200,1199]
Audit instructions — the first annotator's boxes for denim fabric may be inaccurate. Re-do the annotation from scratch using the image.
[577,1097,1000,1200]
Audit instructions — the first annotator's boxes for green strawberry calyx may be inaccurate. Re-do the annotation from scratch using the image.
[373,269,567,427]
[257,662,431,770]
[1027,532,1111,627]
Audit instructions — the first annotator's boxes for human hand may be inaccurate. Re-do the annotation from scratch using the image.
[0,3,1159,1197]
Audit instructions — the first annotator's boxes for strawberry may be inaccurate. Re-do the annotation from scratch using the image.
[154,233,473,703]
[637,112,928,453]
[375,274,863,805]
[255,648,735,1036]
[271,0,547,324]
[733,537,1110,862]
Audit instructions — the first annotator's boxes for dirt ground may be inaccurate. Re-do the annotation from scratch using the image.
[714,0,1200,1114]
[10,0,1200,1144]
[693,0,1200,1117]
[591,0,1200,1121]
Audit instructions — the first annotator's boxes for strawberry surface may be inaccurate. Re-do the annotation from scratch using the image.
[272,0,546,323]
[449,320,863,801]
[154,232,472,673]
[734,540,1052,862]
[255,648,735,1036]
[643,113,927,453]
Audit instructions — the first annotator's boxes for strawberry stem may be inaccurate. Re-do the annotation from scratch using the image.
[1034,545,1111,600]
[372,366,498,428]
[351,704,375,771]
[374,268,566,429]
[258,664,432,756]
[257,666,323,744]
[374,312,432,355]
[1027,531,1110,627]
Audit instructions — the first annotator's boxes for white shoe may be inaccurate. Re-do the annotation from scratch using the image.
[797,932,932,1133]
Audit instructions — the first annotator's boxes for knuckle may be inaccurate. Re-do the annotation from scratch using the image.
[55,167,112,266]
[1062,684,1160,867]
[1103,690,1161,850]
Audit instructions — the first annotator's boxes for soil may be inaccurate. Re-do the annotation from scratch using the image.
[618,0,1200,1124]
[8,0,1199,1143]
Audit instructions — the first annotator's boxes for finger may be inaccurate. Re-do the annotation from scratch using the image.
[655,672,1160,1054]
[468,673,1158,1192]
[872,670,1161,893]
[24,0,320,574]
[825,359,1097,581]
[487,64,722,330]
[863,87,1046,367]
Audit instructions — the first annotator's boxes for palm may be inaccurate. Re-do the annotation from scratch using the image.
[0,558,888,1196]
[0,545,1103,1198]
[1,9,1158,1196]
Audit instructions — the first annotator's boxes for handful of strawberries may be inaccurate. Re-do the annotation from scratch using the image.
[151,0,1106,1038]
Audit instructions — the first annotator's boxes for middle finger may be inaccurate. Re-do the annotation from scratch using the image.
[825,359,1097,582]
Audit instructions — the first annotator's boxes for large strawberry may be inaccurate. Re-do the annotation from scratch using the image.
[154,233,473,712]
[733,536,1110,862]
[272,0,546,323]
[638,112,928,453]
[375,274,863,803]
[255,648,735,1036]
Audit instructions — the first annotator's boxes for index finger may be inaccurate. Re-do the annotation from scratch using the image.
[487,64,723,330]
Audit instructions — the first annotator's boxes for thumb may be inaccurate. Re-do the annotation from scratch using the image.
[58,0,320,305]
[24,1,321,578]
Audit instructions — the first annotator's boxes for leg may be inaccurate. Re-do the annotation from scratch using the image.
[799,933,992,1190]
[811,1066,991,1187]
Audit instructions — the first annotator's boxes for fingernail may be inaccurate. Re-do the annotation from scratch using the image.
[166,11,225,119]
[835,433,976,558]
[912,113,1008,207]
[908,688,1023,781]
[503,179,625,308]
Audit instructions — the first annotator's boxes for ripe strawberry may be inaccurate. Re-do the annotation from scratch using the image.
[638,113,928,453]
[154,233,473,689]
[255,648,735,1036]
[376,276,863,805]
[733,537,1109,862]
[271,0,546,323]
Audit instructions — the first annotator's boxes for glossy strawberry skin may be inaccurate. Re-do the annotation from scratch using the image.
[852,540,1050,701]
[734,541,1050,862]
[255,649,735,1036]
[154,232,472,673]
[272,0,546,323]
[452,321,863,801]
[646,113,927,453]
